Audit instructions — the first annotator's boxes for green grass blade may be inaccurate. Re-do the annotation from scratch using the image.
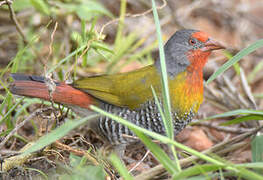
[110,153,133,180]
[114,0,126,48]
[90,105,263,178]
[237,168,263,180]
[252,135,263,163]
[134,130,177,174]
[220,115,263,126]
[248,60,263,83]
[90,105,223,165]
[151,86,166,129]
[25,167,48,180]
[173,164,263,180]
[207,39,263,84]
[173,164,224,180]
[151,86,180,172]
[237,162,263,169]
[0,95,24,124]
[152,0,173,140]
[205,109,263,120]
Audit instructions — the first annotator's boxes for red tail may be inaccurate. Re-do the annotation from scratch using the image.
[10,74,93,109]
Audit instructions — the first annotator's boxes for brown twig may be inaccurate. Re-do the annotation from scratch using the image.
[53,141,99,166]
[240,68,257,109]
[129,150,150,173]
[44,21,58,73]
[5,0,28,44]
[0,0,7,6]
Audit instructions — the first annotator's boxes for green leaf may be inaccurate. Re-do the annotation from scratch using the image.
[207,39,263,84]
[30,0,50,15]
[152,0,173,141]
[22,115,99,155]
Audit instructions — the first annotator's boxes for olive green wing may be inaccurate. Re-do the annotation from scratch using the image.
[73,65,161,109]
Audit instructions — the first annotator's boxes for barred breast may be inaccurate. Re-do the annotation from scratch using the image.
[94,101,194,145]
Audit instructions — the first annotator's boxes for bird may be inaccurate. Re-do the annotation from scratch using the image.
[10,29,224,151]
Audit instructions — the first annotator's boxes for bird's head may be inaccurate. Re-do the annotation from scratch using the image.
[155,29,225,77]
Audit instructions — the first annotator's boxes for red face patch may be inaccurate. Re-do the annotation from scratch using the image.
[192,31,209,43]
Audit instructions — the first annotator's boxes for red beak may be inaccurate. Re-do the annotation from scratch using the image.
[201,39,225,52]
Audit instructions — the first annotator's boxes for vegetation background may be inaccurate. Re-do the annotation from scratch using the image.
[0,0,263,179]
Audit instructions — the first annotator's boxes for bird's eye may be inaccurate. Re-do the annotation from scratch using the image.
[189,38,196,45]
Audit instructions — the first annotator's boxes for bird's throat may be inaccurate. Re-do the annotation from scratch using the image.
[170,54,208,116]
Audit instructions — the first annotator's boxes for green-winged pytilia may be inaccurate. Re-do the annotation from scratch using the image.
[10,29,224,153]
